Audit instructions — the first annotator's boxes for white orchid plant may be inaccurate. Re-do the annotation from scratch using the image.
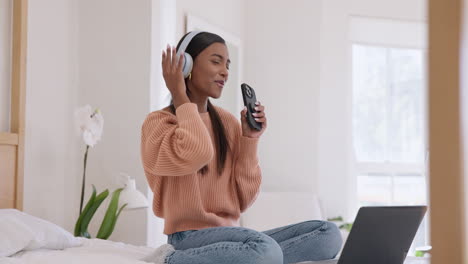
[75,105,104,148]
[75,105,104,215]
[74,105,126,239]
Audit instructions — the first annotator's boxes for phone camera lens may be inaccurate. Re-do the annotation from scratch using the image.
[246,87,252,97]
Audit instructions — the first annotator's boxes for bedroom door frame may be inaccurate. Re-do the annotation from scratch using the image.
[428,0,467,262]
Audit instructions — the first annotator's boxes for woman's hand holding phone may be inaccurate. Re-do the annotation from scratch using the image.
[240,83,267,138]
[240,102,267,138]
[161,45,190,108]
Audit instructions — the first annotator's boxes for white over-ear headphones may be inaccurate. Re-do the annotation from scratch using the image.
[176,30,205,79]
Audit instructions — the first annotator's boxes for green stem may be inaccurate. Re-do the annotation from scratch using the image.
[79,145,90,215]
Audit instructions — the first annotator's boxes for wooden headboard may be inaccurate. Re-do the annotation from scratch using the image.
[0,0,27,210]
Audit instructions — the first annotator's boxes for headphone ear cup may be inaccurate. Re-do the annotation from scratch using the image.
[182,52,193,79]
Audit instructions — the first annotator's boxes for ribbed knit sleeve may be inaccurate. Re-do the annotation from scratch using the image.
[232,128,262,213]
[141,103,214,178]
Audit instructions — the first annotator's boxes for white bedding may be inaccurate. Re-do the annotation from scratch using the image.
[1,237,154,264]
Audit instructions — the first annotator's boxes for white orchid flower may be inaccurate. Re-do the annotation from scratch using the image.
[75,105,104,147]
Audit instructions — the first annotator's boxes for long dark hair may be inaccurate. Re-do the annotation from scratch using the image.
[168,31,230,176]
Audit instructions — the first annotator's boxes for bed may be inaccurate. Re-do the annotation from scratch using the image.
[0,207,429,264]
[0,206,430,264]
[0,208,429,264]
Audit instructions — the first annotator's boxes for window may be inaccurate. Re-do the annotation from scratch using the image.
[352,44,428,254]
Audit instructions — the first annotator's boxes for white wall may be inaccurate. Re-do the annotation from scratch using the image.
[24,0,152,246]
[244,0,322,194]
[1,0,12,132]
[77,0,152,246]
[24,0,80,231]
[318,0,427,220]
[175,0,245,42]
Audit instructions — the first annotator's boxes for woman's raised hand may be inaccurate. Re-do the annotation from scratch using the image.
[162,45,190,108]
[162,45,187,97]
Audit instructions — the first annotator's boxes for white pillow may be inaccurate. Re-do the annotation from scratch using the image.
[0,216,35,257]
[0,209,82,257]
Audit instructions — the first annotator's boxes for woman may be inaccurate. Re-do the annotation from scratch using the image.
[140,31,342,264]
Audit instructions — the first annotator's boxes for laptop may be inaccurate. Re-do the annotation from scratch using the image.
[309,206,427,264]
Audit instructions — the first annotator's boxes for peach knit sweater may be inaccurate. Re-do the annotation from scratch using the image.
[140,103,262,235]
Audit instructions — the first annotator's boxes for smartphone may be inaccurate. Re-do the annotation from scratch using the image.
[241,83,262,131]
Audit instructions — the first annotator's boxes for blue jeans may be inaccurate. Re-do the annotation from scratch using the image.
[164,220,343,264]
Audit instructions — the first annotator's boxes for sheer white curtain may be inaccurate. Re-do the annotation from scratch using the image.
[146,0,175,248]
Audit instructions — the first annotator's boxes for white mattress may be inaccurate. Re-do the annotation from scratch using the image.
[1,237,154,264]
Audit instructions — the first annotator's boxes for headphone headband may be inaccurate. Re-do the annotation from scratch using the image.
[177,30,204,56]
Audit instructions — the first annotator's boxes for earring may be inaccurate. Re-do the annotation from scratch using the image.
[188,72,192,80]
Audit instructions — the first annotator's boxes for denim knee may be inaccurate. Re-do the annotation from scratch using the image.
[248,232,284,264]
[323,221,343,258]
